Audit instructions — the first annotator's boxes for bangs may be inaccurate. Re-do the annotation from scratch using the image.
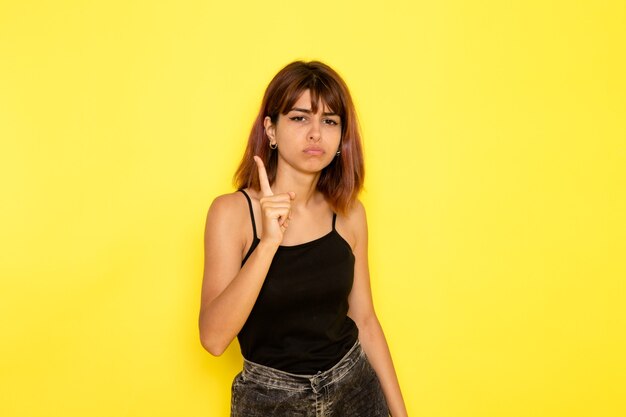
[277,76,345,118]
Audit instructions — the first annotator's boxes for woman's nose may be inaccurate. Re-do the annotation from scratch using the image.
[308,122,321,141]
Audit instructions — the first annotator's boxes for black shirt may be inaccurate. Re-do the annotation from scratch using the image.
[237,189,359,374]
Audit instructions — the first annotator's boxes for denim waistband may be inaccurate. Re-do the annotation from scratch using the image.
[241,339,363,394]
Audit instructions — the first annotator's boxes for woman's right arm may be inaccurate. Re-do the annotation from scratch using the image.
[198,157,294,356]
[198,193,276,356]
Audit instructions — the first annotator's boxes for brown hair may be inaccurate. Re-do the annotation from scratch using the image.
[233,60,364,214]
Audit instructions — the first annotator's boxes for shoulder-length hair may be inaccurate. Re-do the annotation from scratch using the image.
[233,60,364,214]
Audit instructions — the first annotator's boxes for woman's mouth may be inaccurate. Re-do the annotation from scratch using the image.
[303,146,324,156]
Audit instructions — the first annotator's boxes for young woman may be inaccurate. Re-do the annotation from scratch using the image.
[199,61,407,416]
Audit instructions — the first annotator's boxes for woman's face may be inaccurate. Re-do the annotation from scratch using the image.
[264,89,342,175]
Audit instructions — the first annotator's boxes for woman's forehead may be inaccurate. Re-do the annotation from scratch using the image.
[294,91,327,109]
[289,89,336,114]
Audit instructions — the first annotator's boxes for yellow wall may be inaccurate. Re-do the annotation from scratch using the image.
[1,1,624,416]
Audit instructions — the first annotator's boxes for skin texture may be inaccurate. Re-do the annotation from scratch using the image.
[199,90,408,416]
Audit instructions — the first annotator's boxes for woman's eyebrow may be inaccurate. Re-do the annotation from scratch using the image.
[289,107,338,116]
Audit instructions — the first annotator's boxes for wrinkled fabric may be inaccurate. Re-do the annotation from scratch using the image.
[230,340,389,417]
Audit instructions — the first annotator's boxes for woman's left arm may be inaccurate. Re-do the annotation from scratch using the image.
[343,201,408,417]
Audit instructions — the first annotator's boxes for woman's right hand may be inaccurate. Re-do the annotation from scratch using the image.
[253,155,295,247]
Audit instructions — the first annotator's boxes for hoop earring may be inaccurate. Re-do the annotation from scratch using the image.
[336,150,341,156]
[269,142,277,150]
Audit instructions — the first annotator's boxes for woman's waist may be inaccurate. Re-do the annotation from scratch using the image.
[238,324,359,374]
[240,338,363,392]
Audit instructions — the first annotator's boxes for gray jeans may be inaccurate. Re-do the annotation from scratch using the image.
[230,340,389,416]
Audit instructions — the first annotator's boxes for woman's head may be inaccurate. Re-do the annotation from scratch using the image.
[234,60,364,214]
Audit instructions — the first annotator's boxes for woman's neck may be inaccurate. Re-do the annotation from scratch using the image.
[272,167,322,211]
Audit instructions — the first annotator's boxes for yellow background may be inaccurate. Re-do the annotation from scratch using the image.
[1,1,625,416]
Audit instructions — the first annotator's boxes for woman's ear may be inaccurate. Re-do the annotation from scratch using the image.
[263,116,276,141]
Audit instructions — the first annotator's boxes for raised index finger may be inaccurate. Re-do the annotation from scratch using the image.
[253,155,273,197]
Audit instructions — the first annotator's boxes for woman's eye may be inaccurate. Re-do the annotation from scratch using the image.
[290,116,306,122]
[324,119,339,126]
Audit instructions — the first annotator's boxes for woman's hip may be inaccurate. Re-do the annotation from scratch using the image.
[230,339,389,417]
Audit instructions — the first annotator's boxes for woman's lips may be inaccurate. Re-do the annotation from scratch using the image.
[304,147,324,156]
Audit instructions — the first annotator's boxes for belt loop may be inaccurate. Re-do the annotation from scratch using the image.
[310,370,322,393]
